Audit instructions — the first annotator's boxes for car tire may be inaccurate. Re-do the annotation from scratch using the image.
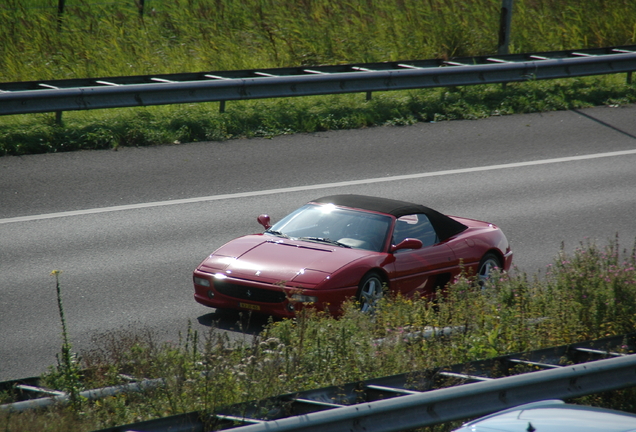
[477,253,502,287]
[357,272,385,313]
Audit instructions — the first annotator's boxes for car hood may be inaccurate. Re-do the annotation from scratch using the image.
[198,235,374,286]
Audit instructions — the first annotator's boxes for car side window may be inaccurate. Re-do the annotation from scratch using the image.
[392,214,438,248]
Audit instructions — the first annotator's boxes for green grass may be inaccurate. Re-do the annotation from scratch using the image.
[1,0,636,156]
[2,237,636,431]
[3,0,636,80]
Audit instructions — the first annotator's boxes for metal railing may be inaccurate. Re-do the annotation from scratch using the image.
[97,332,636,432]
[221,354,636,432]
[3,333,635,432]
[1,45,635,117]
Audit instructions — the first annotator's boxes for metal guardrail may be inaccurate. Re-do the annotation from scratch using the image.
[0,378,164,413]
[4,333,633,431]
[91,332,636,432]
[218,355,636,432]
[0,45,635,116]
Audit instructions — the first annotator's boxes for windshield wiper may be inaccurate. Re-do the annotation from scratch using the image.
[265,229,289,238]
[299,237,351,248]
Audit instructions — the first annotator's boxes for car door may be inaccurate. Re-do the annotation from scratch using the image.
[388,214,459,298]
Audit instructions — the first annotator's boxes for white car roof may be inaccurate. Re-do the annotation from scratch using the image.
[452,400,636,432]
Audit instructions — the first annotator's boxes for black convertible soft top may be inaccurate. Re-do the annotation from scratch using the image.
[312,194,468,241]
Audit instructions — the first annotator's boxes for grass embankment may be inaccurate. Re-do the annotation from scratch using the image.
[1,0,636,155]
[1,238,636,431]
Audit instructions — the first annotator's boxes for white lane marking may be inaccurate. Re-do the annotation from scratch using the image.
[2,149,636,225]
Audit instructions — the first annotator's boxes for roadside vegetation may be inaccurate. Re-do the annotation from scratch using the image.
[1,237,636,431]
[1,0,636,155]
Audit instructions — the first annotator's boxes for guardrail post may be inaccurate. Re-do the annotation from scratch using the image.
[219,100,226,113]
[57,0,65,30]
[628,71,633,85]
[55,111,63,125]
[498,0,513,55]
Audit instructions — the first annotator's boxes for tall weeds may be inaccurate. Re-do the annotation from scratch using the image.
[2,0,635,82]
[44,270,84,412]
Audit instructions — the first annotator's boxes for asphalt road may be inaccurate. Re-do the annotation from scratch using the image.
[1,105,636,382]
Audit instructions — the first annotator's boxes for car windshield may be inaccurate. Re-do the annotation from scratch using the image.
[267,204,392,252]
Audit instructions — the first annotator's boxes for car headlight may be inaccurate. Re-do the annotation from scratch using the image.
[194,276,210,287]
[290,293,318,303]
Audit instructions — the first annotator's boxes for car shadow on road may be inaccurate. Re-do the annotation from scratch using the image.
[197,309,280,336]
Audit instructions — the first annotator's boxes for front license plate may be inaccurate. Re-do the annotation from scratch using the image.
[239,302,260,311]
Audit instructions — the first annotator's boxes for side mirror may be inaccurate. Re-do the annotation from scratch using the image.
[257,214,271,229]
[390,238,423,253]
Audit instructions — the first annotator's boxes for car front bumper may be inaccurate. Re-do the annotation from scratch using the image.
[193,270,357,318]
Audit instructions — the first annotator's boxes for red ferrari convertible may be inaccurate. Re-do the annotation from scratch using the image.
[193,194,512,317]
